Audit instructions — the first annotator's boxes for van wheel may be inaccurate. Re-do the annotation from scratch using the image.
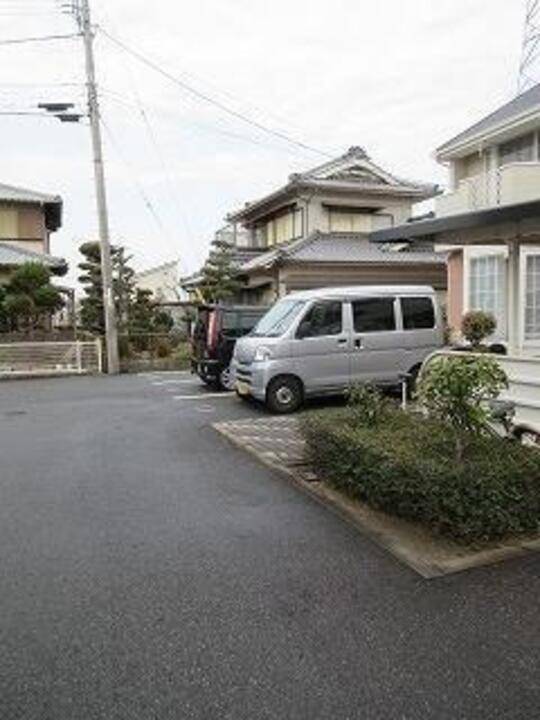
[266,376,303,414]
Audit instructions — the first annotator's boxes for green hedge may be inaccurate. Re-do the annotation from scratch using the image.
[301,408,540,543]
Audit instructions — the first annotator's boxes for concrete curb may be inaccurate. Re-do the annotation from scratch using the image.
[213,420,540,579]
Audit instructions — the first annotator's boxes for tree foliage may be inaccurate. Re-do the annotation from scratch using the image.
[196,240,242,304]
[0,262,64,333]
[417,354,508,462]
[129,288,173,334]
[78,242,173,337]
[78,241,137,334]
[461,310,497,349]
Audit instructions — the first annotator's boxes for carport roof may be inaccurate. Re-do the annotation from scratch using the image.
[370,199,540,244]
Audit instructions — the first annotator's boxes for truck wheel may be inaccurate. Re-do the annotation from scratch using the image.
[218,366,233,391]
[266,376,303,414]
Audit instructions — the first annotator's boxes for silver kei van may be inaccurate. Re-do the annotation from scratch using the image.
[232,285,444,413]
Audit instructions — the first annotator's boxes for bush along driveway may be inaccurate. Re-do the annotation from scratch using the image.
[215,356,540,578]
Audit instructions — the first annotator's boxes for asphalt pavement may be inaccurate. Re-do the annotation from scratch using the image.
[0,373,539,719]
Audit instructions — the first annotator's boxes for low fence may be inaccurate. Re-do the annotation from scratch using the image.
[0,340,102,378]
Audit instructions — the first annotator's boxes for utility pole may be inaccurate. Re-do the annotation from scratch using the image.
[71,0,119,374]
[518,0,540,95]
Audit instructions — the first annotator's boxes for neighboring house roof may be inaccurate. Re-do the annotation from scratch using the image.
[239,232,446,272]
[0,241,67,274]
[370,197,540,243]
[134,259,179,279]
[0,182,63,231]
[180,246,267,289]
[437,83,540,160]
[228,146,439,224]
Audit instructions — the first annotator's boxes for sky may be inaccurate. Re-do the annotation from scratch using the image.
[0,0,528,286]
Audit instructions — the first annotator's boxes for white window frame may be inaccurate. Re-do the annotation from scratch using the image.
[520,245,540,349]
[463,246,508,340]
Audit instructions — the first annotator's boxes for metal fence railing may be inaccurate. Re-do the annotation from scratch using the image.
[0,340,102,378]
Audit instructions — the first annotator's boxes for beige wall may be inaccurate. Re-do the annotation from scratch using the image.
[454,152,484,184]
[280,262,447,293]
[302,194,412,237]
[134,263,179,302]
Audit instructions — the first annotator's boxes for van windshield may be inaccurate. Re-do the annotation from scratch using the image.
[250,299,306,337]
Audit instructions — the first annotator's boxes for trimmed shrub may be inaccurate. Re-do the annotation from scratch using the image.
[301,407,540,543]
[461,310,497,349]
[346,383,390,427]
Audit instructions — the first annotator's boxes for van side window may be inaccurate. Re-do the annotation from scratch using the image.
[401,297,435,330]
[297,301,342,338]
[352,298,396,332]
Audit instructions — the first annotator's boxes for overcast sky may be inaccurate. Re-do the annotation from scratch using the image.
[0,0,528,283]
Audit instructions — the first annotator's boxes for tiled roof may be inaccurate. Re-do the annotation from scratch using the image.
[437,83,540,156]
[228,147,438,223]
[0,242,66,270]
[0,182,61,205]
[239,232,446,272]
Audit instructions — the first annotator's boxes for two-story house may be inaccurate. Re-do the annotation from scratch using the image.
[187,147,447,304]
[0,182,66,283]
[371,83,540,354]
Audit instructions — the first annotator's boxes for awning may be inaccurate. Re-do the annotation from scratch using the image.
[370,198,540,244]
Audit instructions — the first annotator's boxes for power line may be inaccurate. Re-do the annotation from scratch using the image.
[0,32,80,46]
[100,88,319,160]
[518,0,540,93]
[98,27,331,160]
[0,110,55,116]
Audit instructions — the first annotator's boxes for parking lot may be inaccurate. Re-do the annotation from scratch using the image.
[1,372,539,719]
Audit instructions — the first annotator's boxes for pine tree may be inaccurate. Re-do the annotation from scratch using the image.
[197,240,242,304]
[78,241,136,334]
[2,262,64,334]
[78,242,105,334]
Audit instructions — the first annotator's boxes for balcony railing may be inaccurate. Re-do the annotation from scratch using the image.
[436,162,540,217]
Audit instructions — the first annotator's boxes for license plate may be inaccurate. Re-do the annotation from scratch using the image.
[236,381,250,396]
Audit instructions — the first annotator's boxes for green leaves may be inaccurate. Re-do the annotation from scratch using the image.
[301,407,540,543]
[1,262,64,332]
[196,239,242,303]
[346,383,389,427]
[417,355,508,461]
[461,310,497,349]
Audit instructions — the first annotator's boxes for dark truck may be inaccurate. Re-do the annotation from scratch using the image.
[190,304,267,389]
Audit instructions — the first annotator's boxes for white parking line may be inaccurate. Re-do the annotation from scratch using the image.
[138,371,191,378]
[152,380,199,386]
[173,393,233,400]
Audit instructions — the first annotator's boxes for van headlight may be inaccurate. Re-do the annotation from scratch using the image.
[254,346,272,362]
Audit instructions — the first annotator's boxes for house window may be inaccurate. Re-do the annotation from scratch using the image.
[498,133,535,166]
[0,209,18,239]
[525,255,540,341]
[352,298,396,332]
[328,209,374,233]
[469,255,506,333]
[262,207,303,247]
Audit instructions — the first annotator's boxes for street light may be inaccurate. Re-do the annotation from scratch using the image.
[38,102,84,123]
